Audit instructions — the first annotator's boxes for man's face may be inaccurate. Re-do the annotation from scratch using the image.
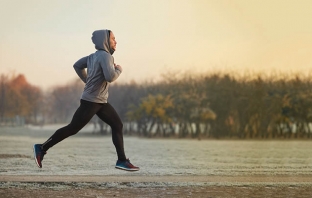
[109,31,117,51]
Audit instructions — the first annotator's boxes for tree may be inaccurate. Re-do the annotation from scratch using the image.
[127,94,173,137]
[47,79,83,123]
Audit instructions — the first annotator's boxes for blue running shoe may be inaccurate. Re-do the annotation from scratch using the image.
[115,159,139,171]
[33,144,46,168]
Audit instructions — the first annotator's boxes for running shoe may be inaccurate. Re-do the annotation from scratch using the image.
[33,144,46,168]
[115,159,139,171]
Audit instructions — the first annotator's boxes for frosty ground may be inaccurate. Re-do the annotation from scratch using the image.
[1,126,312,197]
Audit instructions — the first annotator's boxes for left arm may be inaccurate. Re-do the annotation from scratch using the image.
[73,56,88,83]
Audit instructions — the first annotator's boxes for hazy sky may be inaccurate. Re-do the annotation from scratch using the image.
[1,0,312,89]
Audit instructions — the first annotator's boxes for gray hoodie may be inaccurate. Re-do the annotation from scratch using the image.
[73,29,122,103]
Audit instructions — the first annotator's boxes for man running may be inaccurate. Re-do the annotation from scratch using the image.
[33,29,139,171]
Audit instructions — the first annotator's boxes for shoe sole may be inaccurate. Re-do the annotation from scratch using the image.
[115,166,139,172]
[33,145,42,168]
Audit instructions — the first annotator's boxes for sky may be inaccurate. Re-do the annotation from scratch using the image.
[1,0,312,89]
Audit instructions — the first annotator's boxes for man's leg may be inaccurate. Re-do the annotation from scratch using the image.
[41,100,102,151]
[96,103,139,171]
[33,100,102,168]
[96,103,127,161]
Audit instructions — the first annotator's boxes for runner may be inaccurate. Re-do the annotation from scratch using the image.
[33,29,139,171]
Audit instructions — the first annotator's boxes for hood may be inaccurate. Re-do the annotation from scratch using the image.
[91,29,114,55]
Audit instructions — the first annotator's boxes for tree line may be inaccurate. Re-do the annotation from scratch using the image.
[1,72,312,139]
[109,72,312,139]
[0,73,83,125]
[0,74,42,125]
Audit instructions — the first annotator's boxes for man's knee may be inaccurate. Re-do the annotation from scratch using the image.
[112,121,123,132]
[67,123,85,135]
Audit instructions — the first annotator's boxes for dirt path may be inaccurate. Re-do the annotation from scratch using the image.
[1,175,312,198]
[2,175,312,183]
[2,186,312,198]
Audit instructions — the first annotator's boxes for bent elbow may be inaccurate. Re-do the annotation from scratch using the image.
[105,73,118,83]
[73,64,79,69]
[106,77,116,83]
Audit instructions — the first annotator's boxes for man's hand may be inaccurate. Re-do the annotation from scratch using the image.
[114,64,123,72]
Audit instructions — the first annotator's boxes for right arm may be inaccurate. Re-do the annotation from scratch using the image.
[101,54,122,82]
[73,56,88,83]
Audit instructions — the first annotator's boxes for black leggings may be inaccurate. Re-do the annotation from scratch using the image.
[42,99,126,161]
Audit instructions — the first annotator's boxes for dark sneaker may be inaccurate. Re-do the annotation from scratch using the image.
[115,159,139,171]
[33,144,46,168]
